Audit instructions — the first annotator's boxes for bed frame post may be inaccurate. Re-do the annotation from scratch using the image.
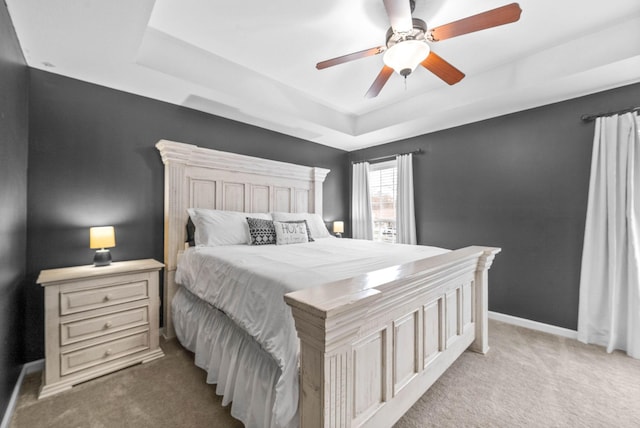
[286,289,381,428]
[469,248,500,354]
[312,168,325,214]
[156,140,193,339]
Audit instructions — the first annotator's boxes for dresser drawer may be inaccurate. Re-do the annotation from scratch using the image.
[61,330,150,376]
[60,306,149,346]
[60,280,149,315]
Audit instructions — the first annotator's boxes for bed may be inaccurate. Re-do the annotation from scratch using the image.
[156,140,500,428]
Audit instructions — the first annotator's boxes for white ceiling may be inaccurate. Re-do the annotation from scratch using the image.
[7,0,640,151]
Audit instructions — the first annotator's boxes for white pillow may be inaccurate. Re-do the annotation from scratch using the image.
[271,212,331,239]
[187,208,271,246]
[273,221,309,245]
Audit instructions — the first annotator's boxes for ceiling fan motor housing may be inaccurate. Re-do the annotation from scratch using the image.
[385,18,428,47]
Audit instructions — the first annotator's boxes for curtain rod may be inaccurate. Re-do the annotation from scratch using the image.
[581,106,640,122]
[351,149,423,164]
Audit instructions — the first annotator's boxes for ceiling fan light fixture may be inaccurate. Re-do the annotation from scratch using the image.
[383,40,430,77]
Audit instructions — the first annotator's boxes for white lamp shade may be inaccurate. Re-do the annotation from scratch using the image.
[90,226,116,249]
[383,40,430,76]
[333,221,344,234]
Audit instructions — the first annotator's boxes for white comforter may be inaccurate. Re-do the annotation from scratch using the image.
[175,238,448,427]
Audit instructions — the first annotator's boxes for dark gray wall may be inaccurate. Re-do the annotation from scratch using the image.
[17,45,640,360]
[0,0,29,418]
[25,70,350,361]
[351,83,640,330]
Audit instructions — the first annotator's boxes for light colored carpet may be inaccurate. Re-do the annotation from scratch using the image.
[396,321,640,428]
[10,320,640,427]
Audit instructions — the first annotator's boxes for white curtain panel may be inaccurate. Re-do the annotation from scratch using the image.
[351,162,373,240]
[396,154,417,245]
[578,112,640,359]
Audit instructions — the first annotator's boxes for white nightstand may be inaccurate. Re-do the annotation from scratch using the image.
[37,259,165,399]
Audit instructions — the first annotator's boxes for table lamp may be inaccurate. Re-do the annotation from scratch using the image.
[333,221,344,238]
[90,226,115,266]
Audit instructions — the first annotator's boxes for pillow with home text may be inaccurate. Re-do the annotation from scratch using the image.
[273,220,309,245]
[271,212,328,239]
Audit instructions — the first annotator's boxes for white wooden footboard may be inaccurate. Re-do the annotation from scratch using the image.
[285,246,500,428]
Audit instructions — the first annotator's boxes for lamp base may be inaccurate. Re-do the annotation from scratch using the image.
[335,233,342,238]
[93,249,112,267]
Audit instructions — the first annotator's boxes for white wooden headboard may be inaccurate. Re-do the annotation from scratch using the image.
[155,139,330,337]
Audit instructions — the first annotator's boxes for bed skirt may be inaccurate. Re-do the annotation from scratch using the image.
[172,286,298,428]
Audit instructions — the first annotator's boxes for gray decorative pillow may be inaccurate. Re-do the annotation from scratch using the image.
[246,217,276,245]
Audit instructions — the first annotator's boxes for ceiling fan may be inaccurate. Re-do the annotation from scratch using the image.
[316,0,522,98]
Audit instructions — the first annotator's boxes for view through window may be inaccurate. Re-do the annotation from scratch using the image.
[369,160,397,243]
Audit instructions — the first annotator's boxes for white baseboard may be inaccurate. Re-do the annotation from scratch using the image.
[1,359,44,428]
[489,311,578,339]
[22,359,44,376]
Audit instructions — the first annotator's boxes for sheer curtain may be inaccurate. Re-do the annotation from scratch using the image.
[352,162,373,240]
[577,112,640,359]
[396,154,417,244]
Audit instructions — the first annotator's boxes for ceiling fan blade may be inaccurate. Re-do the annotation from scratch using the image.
[383,0,413,33]
[365,65,394,98]
[420,52,465,85]
[429,3,522,41]
[316,46,385,70]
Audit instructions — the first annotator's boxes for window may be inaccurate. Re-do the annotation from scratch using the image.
[369,160,397,243]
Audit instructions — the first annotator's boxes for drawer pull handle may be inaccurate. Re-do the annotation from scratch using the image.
[104,349,113,357]
[104,321,113,329]
[104,294,113,302]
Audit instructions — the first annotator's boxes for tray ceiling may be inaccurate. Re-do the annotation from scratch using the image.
[7,0,640,151]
